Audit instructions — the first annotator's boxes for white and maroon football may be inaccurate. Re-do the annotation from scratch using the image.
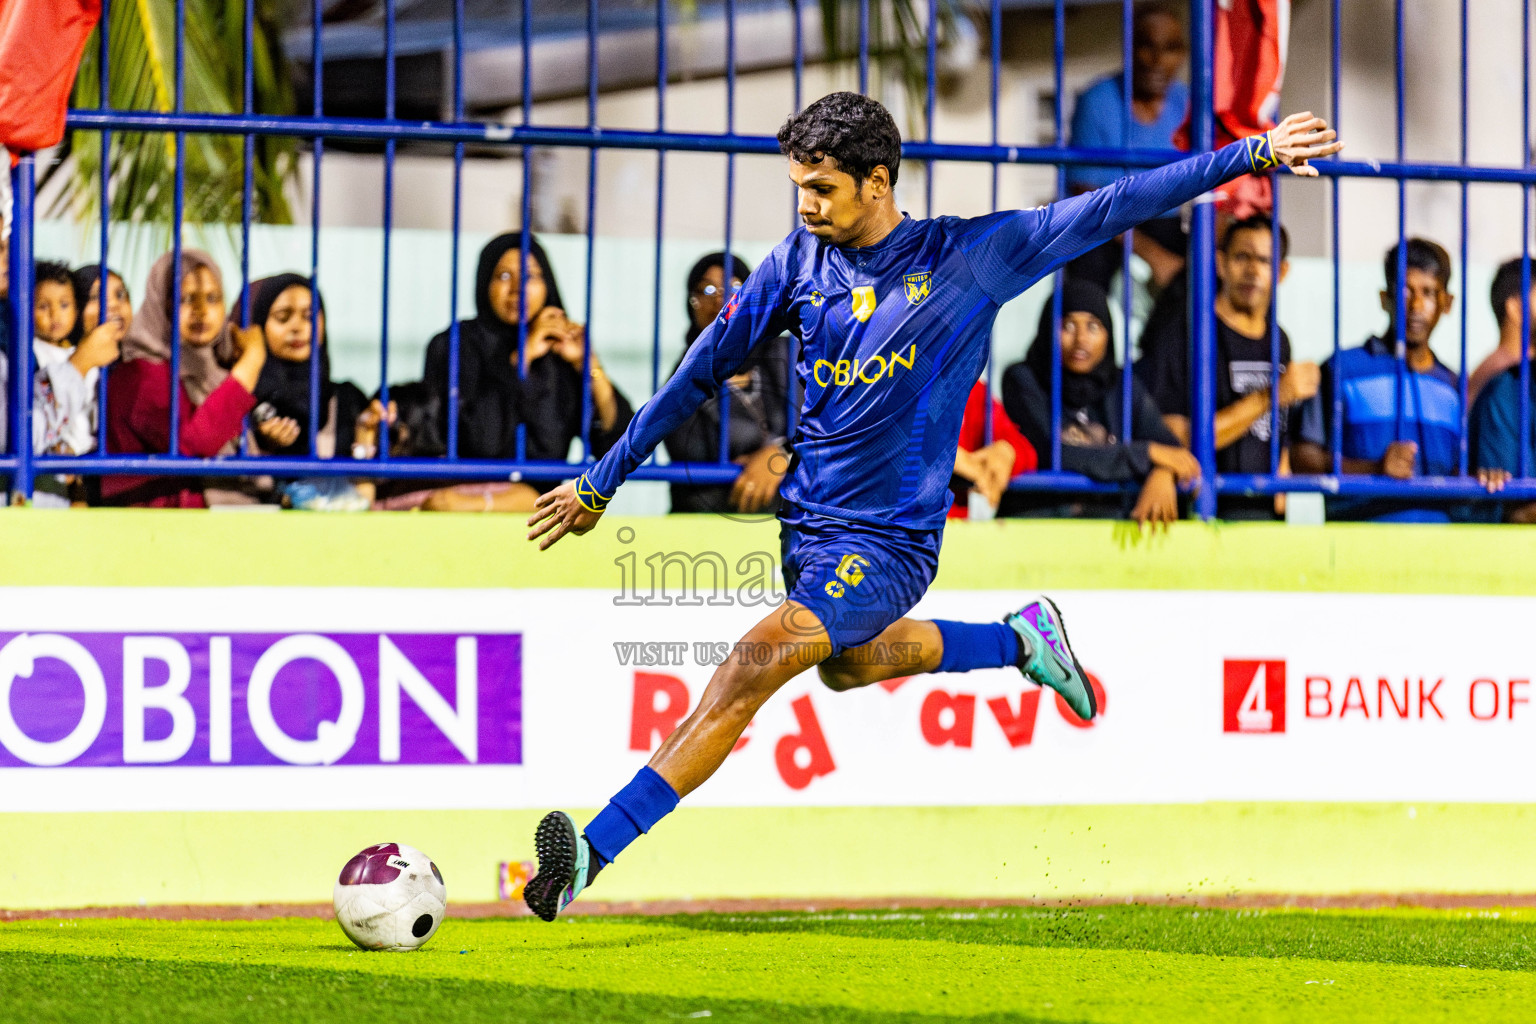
[332,842,447,951]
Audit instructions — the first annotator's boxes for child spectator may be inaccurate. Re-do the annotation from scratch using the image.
[30,260,124,506]
[1001,280,1197,527]
[664,251,799,514]
[949,382,1037,519]
[101,249,267,507]
[420,232,633,512]
[73,264,134,337]
[1468,257,1536,406]
[1136,215,1318,519]
[1291,238,1501,520]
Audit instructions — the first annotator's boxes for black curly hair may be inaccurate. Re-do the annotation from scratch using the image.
[776,92,902,189]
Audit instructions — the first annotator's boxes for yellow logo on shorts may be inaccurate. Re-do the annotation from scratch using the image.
[903,271,932,305]
[850,286,877,323]
[836,554,870,586]
[823,554,871,600]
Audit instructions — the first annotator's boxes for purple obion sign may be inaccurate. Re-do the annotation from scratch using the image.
[0,632,521,767]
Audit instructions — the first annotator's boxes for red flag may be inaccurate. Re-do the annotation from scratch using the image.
[1177,0,1291,217]
[0,0,101,154]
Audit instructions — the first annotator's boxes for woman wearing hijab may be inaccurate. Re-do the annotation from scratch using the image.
[101,249,267,507]
[242,273,376,459]
[663,251,799,514]
[1000,279,1199,526]
[419,231,633,512]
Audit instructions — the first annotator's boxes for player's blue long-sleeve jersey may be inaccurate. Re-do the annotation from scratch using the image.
[578,134,1278,530]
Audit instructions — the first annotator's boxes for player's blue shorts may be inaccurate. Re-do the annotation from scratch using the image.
[778,503,943,658]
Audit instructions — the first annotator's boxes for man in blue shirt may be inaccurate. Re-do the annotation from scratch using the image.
[1470,364,1536,521]
[1291,238,1500,522]
[522,92,1341,921]
[1067,2,1191,292]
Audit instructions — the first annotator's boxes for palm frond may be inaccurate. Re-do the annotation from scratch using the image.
[53,0,299,242]
[818,0,960,129]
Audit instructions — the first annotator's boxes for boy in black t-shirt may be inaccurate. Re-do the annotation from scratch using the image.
[1136,215,1319,518]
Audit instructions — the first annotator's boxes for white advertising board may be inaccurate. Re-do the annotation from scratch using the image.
[0,586,1532,812]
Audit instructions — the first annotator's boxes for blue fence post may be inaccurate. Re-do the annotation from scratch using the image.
[1188,0,1218,519]
[9,156,36,502]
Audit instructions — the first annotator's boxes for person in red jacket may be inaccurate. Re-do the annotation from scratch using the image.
[102,249,268,507]
[948,380,1038,519]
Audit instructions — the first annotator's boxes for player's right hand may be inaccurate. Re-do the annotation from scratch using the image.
[1268,112,1343,177]
[527,480,602,550]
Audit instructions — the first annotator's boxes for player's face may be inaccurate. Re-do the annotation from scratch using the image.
[179,266,227,347]
[263,285,324,363]
[690,265,743,330]
[790,158,879,245]
[487,249,548,326]
[1059,311,1109,375]
[1380,267,1453,349]
[1132,12,1187,101]
[82,273,133,334]
[33,280,76,346]
[1217,226,1287,317]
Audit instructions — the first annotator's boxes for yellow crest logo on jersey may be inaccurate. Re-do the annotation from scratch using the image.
[903,271,932,305]
[850,286,877,323]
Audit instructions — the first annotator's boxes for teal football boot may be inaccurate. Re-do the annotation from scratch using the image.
[1005,597,1096,720]
[524,811,596,921]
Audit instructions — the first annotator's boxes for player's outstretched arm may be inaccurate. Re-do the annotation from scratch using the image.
[524,247,793,550]
[962,114,1342,302]
[527,482,602,551]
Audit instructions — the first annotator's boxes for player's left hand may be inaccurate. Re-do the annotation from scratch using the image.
[527,481,602,550]
[1268,112,1344,177]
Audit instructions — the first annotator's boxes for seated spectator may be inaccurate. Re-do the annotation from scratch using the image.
[73,264,134,338]
[30,260,124,506]
[1137,215,1318,519]
[949,381,1037,519]
[1468,257,1536,405]
[1470,362,1536,521]
[243,274,377,459]
[422,231,634,512]
[1066,2,1190,293]
[238,274,394,510]
[1001,280,1198,526]
[102,249,267,507]
[665,252,798,514]
[1291,238,1499,521]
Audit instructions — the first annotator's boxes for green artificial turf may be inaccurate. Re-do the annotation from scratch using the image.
[3,906,1534,1022]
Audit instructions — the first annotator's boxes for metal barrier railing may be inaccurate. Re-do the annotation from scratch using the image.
[5,0,1536,515]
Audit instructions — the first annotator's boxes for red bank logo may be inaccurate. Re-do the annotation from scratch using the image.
[1224,659,1286,734]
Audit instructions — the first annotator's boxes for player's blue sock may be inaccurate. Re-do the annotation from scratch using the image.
[583,765,680,869]
[933,620,1020,673]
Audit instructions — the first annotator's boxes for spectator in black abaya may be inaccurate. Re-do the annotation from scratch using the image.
[664,252,799,514]
[244,274,375,460]
[421,231,633,512]
[1001,279,1197,527]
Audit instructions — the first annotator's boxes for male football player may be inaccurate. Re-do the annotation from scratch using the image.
[523,92,1340,920]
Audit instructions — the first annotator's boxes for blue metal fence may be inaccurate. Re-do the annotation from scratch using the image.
[6,0,1536,513]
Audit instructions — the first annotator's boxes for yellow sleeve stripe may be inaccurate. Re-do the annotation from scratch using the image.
[574,474,611,513]
[1245,131,1280,173]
